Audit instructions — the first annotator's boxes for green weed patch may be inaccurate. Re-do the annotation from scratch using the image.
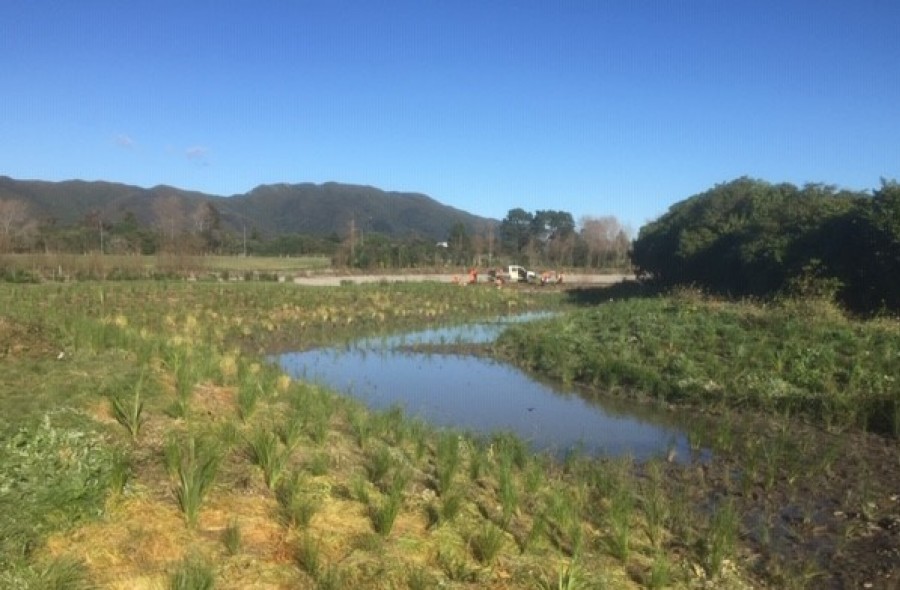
[496,294,900,435]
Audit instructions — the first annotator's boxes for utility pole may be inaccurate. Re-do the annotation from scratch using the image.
[487,224,494,265]
[242,223,247,257]
[349,216,356,263]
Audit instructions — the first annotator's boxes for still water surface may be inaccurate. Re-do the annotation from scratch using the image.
[277,315,696,461]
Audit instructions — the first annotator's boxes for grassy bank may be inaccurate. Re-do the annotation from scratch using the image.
[495,290,900,436]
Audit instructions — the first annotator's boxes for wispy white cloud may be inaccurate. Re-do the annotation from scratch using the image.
[114,134,136,149]
[185,146,210,166]
[185,146,207,159]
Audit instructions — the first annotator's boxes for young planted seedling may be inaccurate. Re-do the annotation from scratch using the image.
[173,436,221,528]
[169,553,215,590]
[110,371,146,442]
[222,519,242,555]
[470,522,506,565]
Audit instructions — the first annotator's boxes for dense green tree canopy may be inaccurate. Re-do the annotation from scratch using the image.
[632,177,900,312]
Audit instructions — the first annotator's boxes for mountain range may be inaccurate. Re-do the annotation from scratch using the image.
[0,176,494,240]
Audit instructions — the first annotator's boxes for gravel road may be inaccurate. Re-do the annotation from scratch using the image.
[291,273,633,287]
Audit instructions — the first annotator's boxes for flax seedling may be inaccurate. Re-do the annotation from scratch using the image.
[247,428,289,490]
[349,473,371,504]
[347,407,371,449]
[435,431,461,494]
[648,551,673,589]
[441,491,464,523]
[174,436,221,528]
[279,411,305,451]
[438,548,478,583]
[306,395,335,445]
[111,371,146,442]
[605,487,634,561]
[169,553,216,590]
[641,461,669,549]
[470,522,505,565]
[544,489,583,557]
[276,474,320,529]
[306,451,330,476]
[468,440,489,482]
[427,490,465,528]
[316,565,347,590]
[370,490,403,537]
[498,459,519,527]
[370,468,409,537]
[295,533,321,578]
[406,566,436,590]
[366,445,395,488]
[222,519,242,555]
[704,499,739,578]
[409,417,429,460]
[537,561,585,590]
[236,374,262,422]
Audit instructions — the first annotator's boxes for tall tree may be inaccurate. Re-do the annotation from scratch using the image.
[0,198,31,252]
[499,208,534,258]
[580,215,631,268]
[531,210,576,265]
[154,195,184,245]
[193,202,224,253]
[447,221,472,265]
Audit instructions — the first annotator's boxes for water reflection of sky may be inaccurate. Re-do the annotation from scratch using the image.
[277,317,697,461]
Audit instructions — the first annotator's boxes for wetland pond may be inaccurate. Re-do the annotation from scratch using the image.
[277,313,702,461]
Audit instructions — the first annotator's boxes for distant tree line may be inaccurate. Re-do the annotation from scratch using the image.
[632,177,900,313]
[0,194,633,271]
[496,208,631,269]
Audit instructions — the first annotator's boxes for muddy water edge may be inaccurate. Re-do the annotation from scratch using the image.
[652,406,900,588]
[458,340,900,588]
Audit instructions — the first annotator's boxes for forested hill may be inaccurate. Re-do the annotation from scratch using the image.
[0,176,493,241]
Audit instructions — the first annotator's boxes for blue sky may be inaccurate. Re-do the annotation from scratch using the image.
[2,1,898,230]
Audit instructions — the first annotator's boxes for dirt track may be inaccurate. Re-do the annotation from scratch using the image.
[291,273,634,287]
